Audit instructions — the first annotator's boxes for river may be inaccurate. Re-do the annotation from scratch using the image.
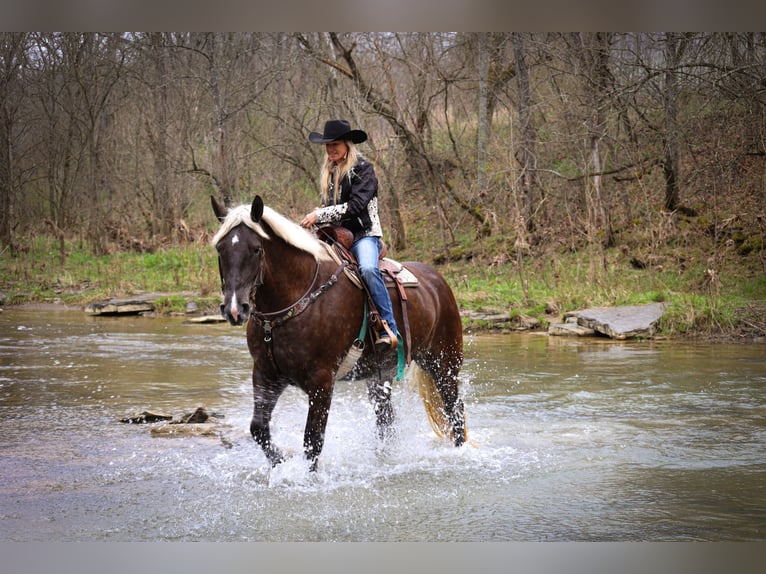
[0,308,764,541]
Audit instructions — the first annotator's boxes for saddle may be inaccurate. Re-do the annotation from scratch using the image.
[317,225,417,364]
[316,225,418,287]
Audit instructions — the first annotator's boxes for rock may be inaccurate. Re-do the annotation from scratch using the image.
[122,406,231,446]
[460,310,539,331]
[548,322,596,337]
[512,314,540,330]
[85,291,198,316]
[562,303,666,339]
[173,407,210,424]
[185,315,227,324]
[120,411,173,424]
[85,297,155,316]
[150,424,221,438]
[120,406,223,425]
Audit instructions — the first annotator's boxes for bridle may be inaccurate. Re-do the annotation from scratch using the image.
[249,258,321,341]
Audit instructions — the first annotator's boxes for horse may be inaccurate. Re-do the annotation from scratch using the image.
[211,195,466,470]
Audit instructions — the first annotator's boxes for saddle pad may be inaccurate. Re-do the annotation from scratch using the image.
[381,258,419,287]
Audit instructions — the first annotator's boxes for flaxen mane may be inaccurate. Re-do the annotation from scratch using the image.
[211,203,331,262]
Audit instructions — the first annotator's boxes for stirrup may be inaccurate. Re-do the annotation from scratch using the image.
[375,320,398,351]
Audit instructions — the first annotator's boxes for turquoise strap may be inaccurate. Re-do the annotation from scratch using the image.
[361,300,404,381]
[359,301,368,341]
[396,333,405,381]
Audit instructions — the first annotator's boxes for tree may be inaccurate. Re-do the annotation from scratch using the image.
[572,32,615,249]
[298,32,492,254]
[0,33,29,250]
[511,32,540,234]
[661,32,688,213]
[179,33,279,207]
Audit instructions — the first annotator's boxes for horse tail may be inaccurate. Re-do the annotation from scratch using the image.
[409,363,467,442]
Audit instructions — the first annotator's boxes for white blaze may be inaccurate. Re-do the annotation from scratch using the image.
[230,291,239,319]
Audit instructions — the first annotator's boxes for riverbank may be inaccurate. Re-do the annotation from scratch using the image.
[3,295,764,344]
[1,233,764,342]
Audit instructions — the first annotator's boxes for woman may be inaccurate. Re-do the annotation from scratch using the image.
[300,119,398,351]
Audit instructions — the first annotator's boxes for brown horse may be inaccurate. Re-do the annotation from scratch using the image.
[212,195,465,470]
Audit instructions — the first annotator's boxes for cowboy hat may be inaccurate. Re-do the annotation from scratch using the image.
[308,119,368,144]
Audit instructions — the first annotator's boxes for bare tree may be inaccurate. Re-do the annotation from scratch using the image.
[477,32,490,198]
[0,33,29,250]
[661,32,689,213]
[572,32,615,249]
[3,31,763,270]
[298,32,492,252]
[511,32,540,234]
[175,33,280,207]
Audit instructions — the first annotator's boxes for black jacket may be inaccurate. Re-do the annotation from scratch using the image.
[315,159,382,239]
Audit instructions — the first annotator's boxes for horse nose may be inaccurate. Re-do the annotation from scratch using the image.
[241,303,250,318]
[221,302,239,325]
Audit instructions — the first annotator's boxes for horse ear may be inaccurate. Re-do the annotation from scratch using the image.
[251,196,264,223]
[211,195,227,222]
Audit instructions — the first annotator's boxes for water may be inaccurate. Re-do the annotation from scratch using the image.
[0,308,764,541]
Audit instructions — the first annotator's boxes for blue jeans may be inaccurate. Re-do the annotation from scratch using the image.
[351,236,398,337]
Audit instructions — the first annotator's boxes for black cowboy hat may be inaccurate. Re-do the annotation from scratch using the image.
[308,119,368,144]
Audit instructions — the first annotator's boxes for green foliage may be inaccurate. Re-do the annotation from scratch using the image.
[2,210,765,338]
[437,234,766,338]
[0,236,220,311]
[154,294,192,314]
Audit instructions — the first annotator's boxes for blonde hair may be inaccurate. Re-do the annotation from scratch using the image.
[319,141,361,205]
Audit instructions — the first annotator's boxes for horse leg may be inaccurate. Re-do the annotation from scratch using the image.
[366,378,395,440]
[427,358,466,447]
[250,376,287,467]
[441,383,466,446]
[303,382,334,471]
[448,397,466,446]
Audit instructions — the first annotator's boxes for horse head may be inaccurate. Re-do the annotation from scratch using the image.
[211,195,265,325]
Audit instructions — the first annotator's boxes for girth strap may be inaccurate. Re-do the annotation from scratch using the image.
[383,267,412,366]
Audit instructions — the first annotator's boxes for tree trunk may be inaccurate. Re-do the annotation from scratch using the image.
[477,32,490,197]
[576,32,614,249]
[205,33,235,207]
[149,33,173,237]
[0,34,21,249]
[512,32,540,233]
[662,32,682,213]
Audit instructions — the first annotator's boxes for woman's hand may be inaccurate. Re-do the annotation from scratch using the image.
[300,210,318,228]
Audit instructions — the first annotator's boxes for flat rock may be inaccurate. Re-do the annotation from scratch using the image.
[548,322,596,337]
[461,310,540,331]
[564,303,666,339]
[120,411,173,424]
[85,291,199,316]
[85,297,155,316]
[150,423,221,438]
[185,315,227,324]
